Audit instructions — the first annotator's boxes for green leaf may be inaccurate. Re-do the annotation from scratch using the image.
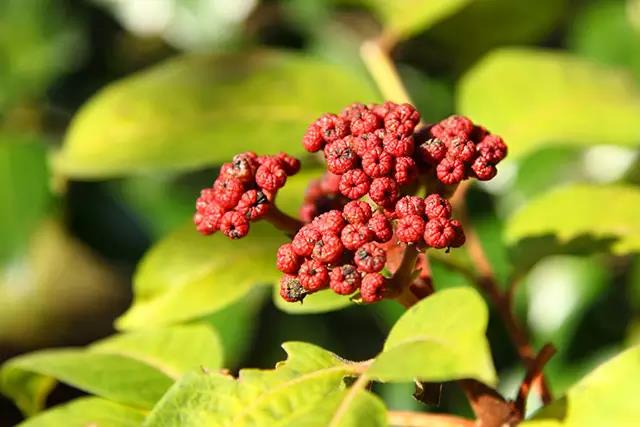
[53,50,379,179]
[1,324,222,414]
[18,397,144,427]
[458,48,640,158]
[0,134,51,262]
[521,345,640,427]
[505,184,640,256]
[116,220,286,330]
[273,287,353,314]
[361,0,471,40]
[143,341,383,427]
[368,287,497,385]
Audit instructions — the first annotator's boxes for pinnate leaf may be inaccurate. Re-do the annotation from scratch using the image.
[505,184,640,256]
[368,287,497,385]
[458,48,640,158]
[1,325,222,414]
[53,50,379,179]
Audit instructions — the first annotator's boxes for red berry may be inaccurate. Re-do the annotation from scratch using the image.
[291,225,322,257]
[394,156,418,186]
[340,103,368,121]
[194,202,225,235]
[341,223,374,251]
[324,139,358,174]
[329,264,361,295]
[320,172,342,194]
[312,210,346,234]
[277,243,302,274]
[384,103,420,136]
[436,157,466,185]
[383,133,414,157]
[350,109,382,136]
[395,195,425,218]
[447,138,476,162]
[424,217,456,249]
[339,169,371,200]
[354,242,386,273]
[303,123,324,152]
[424,194,452,219]
[317,113,349,143]
[255,158,287,192]
[219,211,250,239]
[351,133,383,157]
[362,147,394,178]
[360,273,386,303]
[298,259,330,292]
[396,214,426,244]
[471,156,497,181]
[277,152,301,175]
[431,115,474,142]
[342,200,372,224]
[213,176,244,209]
[370,101,396,119]
[477,135,507,163]
[312,233,344,264]
[280,274,306,302]
[195,188,215,212]
[418,138,447,164]
[369,177,399,207]
[368,213,393,243]
[235,190,270,220]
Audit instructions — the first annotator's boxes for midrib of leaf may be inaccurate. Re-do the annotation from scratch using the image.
[227,365,355,426]
[327,373,370,427]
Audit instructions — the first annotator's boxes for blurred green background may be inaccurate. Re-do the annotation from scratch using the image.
[1,0,640,424]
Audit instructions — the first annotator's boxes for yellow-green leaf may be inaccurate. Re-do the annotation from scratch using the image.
[53,50,379,179]
[458,48,640,158]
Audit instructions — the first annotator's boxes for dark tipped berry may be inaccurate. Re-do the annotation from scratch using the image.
[362,147,394,178]
[424,217,456,249]
[324,139,358,174]
[312,233,344,264]
[213,176,244,209]
[424,194,452,219]
[341,223,374,251]
[219,211,250,239]
[236,190,270,220]
[351,109,382,136]
[317,113,349,143]
[394,156,418,186]
[354,242,386,273]
[277,243,302,274]
[280,274,306,302]
[312,210,346,235]
[383,133,414,157]
[291,225,322,257]
[255,158,287,192]
[418,138,447,164]
[368,213,393,243]
[477,135,507,163]
[447,138,476,162]
[471,156,497,181]
[395,196,425,218]
[352,133,383,157]
[298,259,330,292]
[329,264,361,295]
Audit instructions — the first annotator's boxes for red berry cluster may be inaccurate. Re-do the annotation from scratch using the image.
[303,102,420,208]
[277,200,392,304]
[194,151,300,239]
[299,172,348,223]
[419,115,508,184]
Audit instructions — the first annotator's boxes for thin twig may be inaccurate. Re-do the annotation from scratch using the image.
[264,204,304,236]
[360,38,413,104]
[388,410,475,427]
[515,344,557,415]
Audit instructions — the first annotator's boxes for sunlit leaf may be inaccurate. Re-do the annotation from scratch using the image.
[1,325,222,414]
[458,48,640,158]
[18,397,144,427]
[368,287,496,385]
[521,345,640,427]
[143,342,384,427]
[505,184,640,256]
[53,50,379,179]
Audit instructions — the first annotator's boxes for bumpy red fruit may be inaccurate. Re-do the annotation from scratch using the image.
[352,133,383,157]
[436,157,466,185]
[424,194,452,219]
[360,273,386,303]
[354,242,386,273]
[298,259,330,292]
[291,225,322,257]
[362,147,394,178]
[393,156,417,186]
[477,135,507,163]
[471,156,497,181]
[343,200,372,224]
[278,152,301,175]
[277,243,301,274]
[324,139,358,174]
[341,223,374,251]
[255,158,287,192]
[280,274,306,302]
[236,190,270,220]
[339,169,371,200]
[431,115,474,142]
[424,217,456,249]
[396,214,425,244]
[219,211,249,239]
[329,264,361,295]
[312,233,344,264]
[368,213,393,243]
[395,196,425,218]
[303,123,324,152]
[312,210,346,235]
[350,109,382,136]
[447,138,476,162]
[213,176,244,209]
[383,133,415,157]
[317,113,349,143]
[449,219,466,248]
[418,138,447,164]
[369,177,399,207]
